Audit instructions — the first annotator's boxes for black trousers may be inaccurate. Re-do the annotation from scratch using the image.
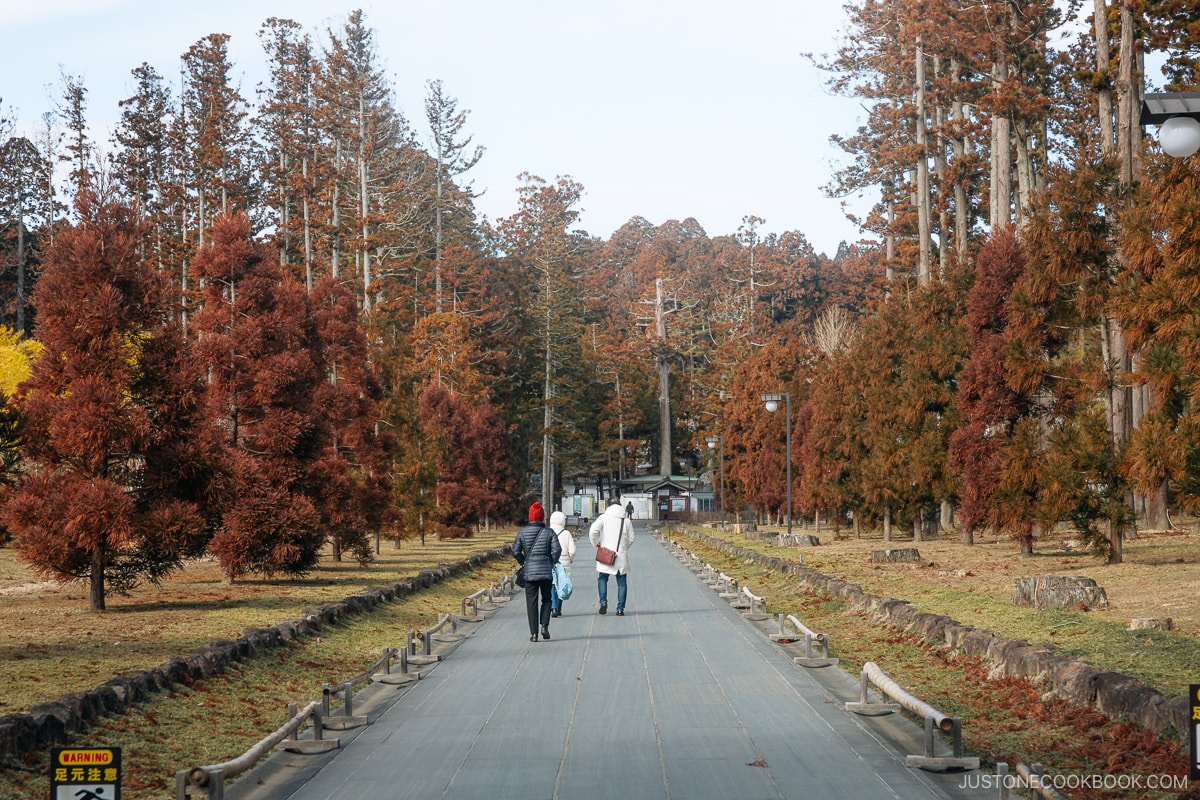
[524,580,553,634]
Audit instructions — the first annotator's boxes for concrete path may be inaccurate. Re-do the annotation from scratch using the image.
[231,524,990,800]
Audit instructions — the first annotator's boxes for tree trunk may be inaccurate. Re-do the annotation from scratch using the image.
[1106,519,1123,564]
[656,278,672,476]
[15,204,26,334]
[303,155,314,290]
[1014,119,1036,228]
[914,40,931,284]
[358,92,372,310]
[1146,480,1168,530]
[885,185,896,283]
[1115,2,1142,186]
[89,545,106,611]
[542,271,555,511]
[990,55,1012,228]
[951,64,970,261]
[1094,0,1114,155]
[331,137,342,279]
[1019,523,1037,555]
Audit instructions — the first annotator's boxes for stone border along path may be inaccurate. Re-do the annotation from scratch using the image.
[0,545,513,766]
[677,529,1190,739]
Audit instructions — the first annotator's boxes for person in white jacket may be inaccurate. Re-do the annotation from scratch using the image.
[549,510,576,617]
[588,497,635,615]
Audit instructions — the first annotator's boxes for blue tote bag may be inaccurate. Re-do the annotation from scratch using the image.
[553,562,573,600]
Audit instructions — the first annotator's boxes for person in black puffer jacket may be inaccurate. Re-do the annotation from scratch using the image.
[513,502,562,643]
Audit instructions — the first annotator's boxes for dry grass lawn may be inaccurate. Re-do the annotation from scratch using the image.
[688,522,1200,699]
[0,529,520,716]
[790,526,1200,635]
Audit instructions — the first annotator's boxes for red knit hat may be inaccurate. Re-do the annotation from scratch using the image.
[528,502,545,522]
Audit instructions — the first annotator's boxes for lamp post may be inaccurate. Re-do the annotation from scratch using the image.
[1141,92,1200,157]
[706,434,726,529]
[761,392,792,537]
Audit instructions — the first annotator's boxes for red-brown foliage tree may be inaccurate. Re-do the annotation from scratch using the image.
[419,384,514,538]
[948,227,1028,543]
[309,276,394,561]
[3,188,216,610]
[191,212,326,579]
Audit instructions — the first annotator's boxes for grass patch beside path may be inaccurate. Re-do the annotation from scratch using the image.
[0,530,519,800]
[678,526,1200,698]
[0,530,518,715]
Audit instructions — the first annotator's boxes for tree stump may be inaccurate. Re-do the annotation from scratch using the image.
[870,548,922,563]
[1012,576,1108,610]
[1129,618,1172,631]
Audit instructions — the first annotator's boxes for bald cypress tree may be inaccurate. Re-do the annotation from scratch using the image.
[309,275,392,561]
[948,227,1028,544]
[192,212,325,579]
[3,188,214,610]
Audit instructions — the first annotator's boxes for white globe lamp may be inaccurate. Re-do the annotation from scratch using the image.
[1159,116,1200,158]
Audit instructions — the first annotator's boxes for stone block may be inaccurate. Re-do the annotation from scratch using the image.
[1012,576,1108,610]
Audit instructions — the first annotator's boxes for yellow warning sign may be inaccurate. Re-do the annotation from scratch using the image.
[49,747,121,800]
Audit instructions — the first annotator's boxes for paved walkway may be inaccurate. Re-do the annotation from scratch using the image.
[230,525,990,800]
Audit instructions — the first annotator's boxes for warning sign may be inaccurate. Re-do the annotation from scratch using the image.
[49,747,121,800]
[1191,685,1200,782]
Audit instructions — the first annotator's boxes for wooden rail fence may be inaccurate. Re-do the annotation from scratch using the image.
[846,661,979,771]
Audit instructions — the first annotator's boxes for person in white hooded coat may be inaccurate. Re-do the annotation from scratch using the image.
[588,497,634,615]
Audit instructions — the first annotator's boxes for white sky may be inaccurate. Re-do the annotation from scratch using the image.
[1,0,869,255]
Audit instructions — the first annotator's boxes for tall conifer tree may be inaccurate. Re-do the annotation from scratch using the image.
[4,187,213,610]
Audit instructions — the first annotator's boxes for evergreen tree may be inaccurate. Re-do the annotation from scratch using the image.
[498,173,589,508]
[180,34,259,243]
[258,17,324,286]
[0,135,52,334]
[948,227,1027,544]
[317,9,420,307]
[424,78,483,313]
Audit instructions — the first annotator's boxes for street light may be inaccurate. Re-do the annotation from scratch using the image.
[706,434,726,529]
[1141,92,1200,158]
[761,392,792,537]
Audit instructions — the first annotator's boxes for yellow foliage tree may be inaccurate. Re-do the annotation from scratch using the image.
[0,327,41,398]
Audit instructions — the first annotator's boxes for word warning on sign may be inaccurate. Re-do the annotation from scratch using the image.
[49,746,121,800]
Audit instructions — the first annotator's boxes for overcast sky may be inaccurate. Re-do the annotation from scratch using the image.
[2,0,869,255]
